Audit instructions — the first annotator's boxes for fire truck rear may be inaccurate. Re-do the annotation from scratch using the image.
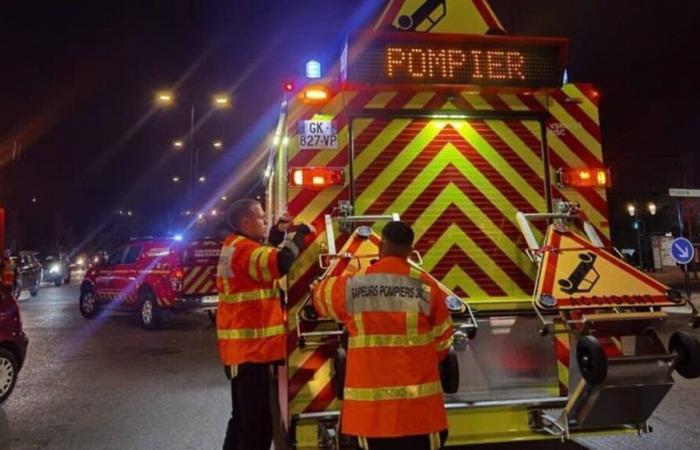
[261,1,700,447]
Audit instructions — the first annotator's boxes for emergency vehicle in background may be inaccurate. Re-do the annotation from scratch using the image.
[258,0,700,448]
[79,237,220,329]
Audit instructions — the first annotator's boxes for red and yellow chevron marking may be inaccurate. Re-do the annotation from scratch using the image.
[353,116,546,301]
[183,266,216,295]
[277,85,608,418]
[374,0,503,34]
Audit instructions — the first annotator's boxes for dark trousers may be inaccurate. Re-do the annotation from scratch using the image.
[223,363,273,450]
[359,430,448,450]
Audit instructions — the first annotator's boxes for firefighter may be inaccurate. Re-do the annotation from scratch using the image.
[312,221,453,450]
[217,198,313,450]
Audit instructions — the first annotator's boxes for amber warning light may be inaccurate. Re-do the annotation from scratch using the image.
[558,167,610,188]
[289,167,345,189]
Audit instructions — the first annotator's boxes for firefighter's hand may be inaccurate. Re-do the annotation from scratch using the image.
[276,212,294,232]
[294,223,316,235]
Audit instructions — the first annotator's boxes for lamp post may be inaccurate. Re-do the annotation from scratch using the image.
[627,202,657,269]
[155,92,230,210]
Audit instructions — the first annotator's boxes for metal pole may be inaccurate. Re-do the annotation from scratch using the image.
[635,212,643,268]
[676,198,692,301]
[189,105,195,211]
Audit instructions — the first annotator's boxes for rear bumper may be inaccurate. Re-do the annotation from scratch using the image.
[172,295,218,312]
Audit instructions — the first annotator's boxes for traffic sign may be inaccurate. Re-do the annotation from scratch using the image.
[669,188,700,198]
[534,227,676,310]
[670,237,695,265]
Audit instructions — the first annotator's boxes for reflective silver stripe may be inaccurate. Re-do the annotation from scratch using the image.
[344,381,442,401]
[217,324,285,339]
[348,333,433,348]
[345,274,431,316]
[218,289,278,304]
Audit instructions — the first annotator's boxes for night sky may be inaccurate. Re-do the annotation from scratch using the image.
[1,1,699,253]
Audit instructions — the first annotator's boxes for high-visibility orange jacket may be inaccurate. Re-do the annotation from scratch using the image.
[313,256,453,438]
[216,234,285,366]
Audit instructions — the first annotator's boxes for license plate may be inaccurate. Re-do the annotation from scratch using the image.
[201,295,218,305]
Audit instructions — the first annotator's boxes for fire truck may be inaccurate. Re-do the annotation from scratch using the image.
[260,1,700,447]
[79,237,220,329]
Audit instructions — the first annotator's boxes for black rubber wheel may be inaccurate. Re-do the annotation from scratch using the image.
[207,309,217,324]
[669,332,700,379]
[0,348,19,403]
[577,335,608,385]
[332,347,346,400]
[79,288,100,319]
[440,347,460,394]
[139,290,161,330]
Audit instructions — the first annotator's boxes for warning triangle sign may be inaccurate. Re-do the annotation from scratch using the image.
[534,227,680,310]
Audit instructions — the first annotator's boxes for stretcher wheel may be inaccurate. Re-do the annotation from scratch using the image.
[576,335,607,385]
[669,332,700,379]
[439,347,460,394]
[332,348,346,400]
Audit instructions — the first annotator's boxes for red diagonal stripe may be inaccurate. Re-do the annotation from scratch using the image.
[472,0,500,30]
[550,91,601,143]
[288,347,331,400]
[359,124,542,216]
[303,378,336,413]
[430,245,508,297]
[413,204,533,293]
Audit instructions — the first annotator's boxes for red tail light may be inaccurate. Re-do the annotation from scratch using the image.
[289,167,345,190]
[558,167,610,188]
[170,267,184,292]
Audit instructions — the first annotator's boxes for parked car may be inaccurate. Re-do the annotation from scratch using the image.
[79,237,221,329]
[10,251,42,299]
[0,284,29,403]
[42,253,71,286]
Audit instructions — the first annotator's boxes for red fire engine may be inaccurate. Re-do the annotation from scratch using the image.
[255,1,700,448]
[79,237,220,329]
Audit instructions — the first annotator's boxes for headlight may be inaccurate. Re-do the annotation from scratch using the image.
[76,257,85,266]
[50,264,60,274]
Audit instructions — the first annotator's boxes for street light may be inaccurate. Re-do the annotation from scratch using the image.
[155,91,231,210]
[198,176,206,183]
[626,202,658,269]
[172,175,181,183]
[213,140,223,149]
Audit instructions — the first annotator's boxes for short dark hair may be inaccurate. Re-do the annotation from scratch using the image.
[381,221,414,248]
[226,199,260,232]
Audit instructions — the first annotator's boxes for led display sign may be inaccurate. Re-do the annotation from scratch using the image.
[343,32,567,88]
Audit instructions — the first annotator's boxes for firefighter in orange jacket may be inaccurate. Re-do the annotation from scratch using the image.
[313,221,453,450]
[217,199,313,450]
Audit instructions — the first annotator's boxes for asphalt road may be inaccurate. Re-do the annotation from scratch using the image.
[1,281,699,449]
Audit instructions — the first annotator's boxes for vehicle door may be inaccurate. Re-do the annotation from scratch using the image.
[95,247,125,300]
[111,244,142,306]
[19,253,39,287]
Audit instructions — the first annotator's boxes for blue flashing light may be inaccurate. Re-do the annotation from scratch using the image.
[563,69,569,85]
[173,234,183,241]
[306,60,321,79]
